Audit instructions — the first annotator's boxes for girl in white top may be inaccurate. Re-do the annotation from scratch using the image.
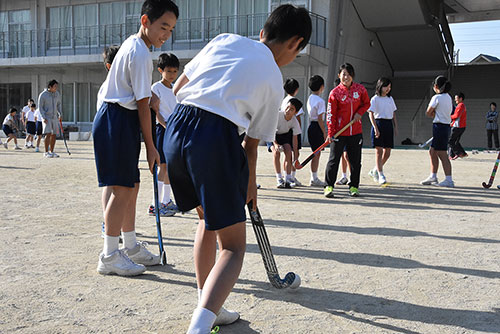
[25,104,37,148]
[367,77,398,185]
[421,75,454,187]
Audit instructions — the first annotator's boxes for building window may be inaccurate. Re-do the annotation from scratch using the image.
[176,0,203,40]
[48,7,72,48]
[0,10,31,57]
[62,83,74,123]
[237,0,268,37]
[74,4,98,47]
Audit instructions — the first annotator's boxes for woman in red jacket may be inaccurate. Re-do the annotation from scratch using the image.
[324,63,370,198]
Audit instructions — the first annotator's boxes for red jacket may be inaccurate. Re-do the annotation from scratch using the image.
[327,82,370,137]
[451,102,466,128]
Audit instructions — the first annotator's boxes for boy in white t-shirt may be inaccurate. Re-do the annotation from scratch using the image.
[164,5,312,333]
[367,77,398,184]
[92,0,178,276]
[33,107,43,152]
[21,98,34,144]
[148,53,180,217]
[24,103,37,148]
[282,78,304,186]
[421,75,454,187]
[2,108,21,150]
[306,75,327,187]
[273,98,303,188]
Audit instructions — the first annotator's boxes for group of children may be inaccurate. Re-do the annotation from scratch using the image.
[2,100,43,151]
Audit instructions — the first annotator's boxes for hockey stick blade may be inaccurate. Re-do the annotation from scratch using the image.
[482,182,492,189]
[247,202,297,289]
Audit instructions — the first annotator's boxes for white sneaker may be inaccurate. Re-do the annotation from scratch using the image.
[335,176,349,185]
[378,175,387,185]
[35,147,40,152]
[291,177,302,186]
[44,152,53,158]
[437,179,455,188]
[97,249,146,276]
[277,178,286,188]
[309,178,326,187]
[14,146,22,150]
[124,241,161,266]
[214,307,240,326]
[368,168,379,182]
[288,179,297,188]
[3,142,8,149]
[51,152,60,158]
[421,176,438,185]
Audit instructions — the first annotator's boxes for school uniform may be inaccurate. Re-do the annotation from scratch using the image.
[34,109,43,135]
[25,109,36,135]
[281,95,303,149]
[448,102,466,157]
[164,33,283,230]
[2,114,15,136]
[92,34,153,188]
[307,94,325,151]
[275,110,302,147]
[368,95,397,148]
[428,93,452,151]
[152,81,177,164]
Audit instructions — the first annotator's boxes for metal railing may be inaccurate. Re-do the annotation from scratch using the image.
[0,12,327,59]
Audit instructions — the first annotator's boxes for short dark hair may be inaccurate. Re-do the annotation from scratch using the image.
[433,75,451,93]
[158,53,179,70]
[47,79,58,88]
[262,4,312,51]
[309,75,324,92]
[491,102,497,108]
[338,63,355,79]
[102,45,120,68]
[375,77,392,97]
[31,103,36,108]
[288,97,303,112]
[456,92,465,100]
[28,98,34,103]
[9,107,17,114]
[141,0,179,23]
[284,78,299,95]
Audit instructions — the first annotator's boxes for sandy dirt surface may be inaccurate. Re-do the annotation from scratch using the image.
[0,141,499,334]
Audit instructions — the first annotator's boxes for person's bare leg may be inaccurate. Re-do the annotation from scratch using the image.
[429,147,439,174]
[36,135,42,148]
[375,147,383,172]
[50,134,56,153]
[381,148,391,166]
[341,152,348,174]
[283,144,293,175]
[194,206,217,290]
[102,186,112,219]
[105,185,137,236]
[311,152,321,173]
[44,133,50,152]
[272,147,281,175]
[121,182,140,233]
[437,150,452,176]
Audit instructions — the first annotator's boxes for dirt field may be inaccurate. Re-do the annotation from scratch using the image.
[1,141,499,334]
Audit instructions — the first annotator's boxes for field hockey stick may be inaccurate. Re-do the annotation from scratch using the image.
[482,150,500,188]
[294,119,356,170]
[153,162,167,265]
[58,119,71,155]
[247,202,300,289]
[418,137,433,148]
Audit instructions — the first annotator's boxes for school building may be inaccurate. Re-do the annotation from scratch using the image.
[0,0,499,148]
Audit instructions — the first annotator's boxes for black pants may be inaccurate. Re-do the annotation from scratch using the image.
[325,134,363,188]
[448,127,466,157]
[487,129,499,149]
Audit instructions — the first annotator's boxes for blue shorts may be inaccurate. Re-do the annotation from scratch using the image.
[371,119,394,148]
[92,102,141,188]
[308,121,324,151]
[3,124,13,136]
[431,123,450,151]
[26,121,36,135]
[163,104,249,231]
[275,130,293,146]
[36,121,43,135]
[156,124,166,164]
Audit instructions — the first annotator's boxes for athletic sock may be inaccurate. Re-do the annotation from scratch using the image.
[311,172,318,180]
[285,174,293,183]
[187,307,217,334]
[152,181,164,206]
[122,231,137,250]
[379,171,385,177]
[162,184,171,205]
[445,175,453,182]
[431,173,437,179]
[291,171,296,178]
[341,172,347,178]
[276,173,283,180]
[103,235,120,256]
[197,288,203,306]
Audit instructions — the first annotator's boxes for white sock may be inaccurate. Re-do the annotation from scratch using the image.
[153,181,164,206]
[445,175,453,182]
[285,174,293,182]
[162,184,171,205]
[291,171,296,178]
[197,288,203,306]
[103,235,120,256]
[431,173,437,178]
[187,307,217,334]
[276,173,282,180]
[311,172,318,180]
[122,231,137,250]
[379,171,385,177]
[342,172,347,178]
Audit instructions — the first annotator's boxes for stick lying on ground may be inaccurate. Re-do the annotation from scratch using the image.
[482,150,500,189]
[247,202,300,289]
[294,119,356,170]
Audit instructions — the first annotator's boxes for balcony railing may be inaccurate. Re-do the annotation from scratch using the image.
[0,12,327,60]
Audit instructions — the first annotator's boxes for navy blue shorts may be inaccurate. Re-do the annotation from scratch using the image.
[163,104,249,231]
[36,121,43,135]
[92,102,141,188]
[371,119,394,148]
[156,124,166,164]
[275,130,293,146]
[3,124,13,136]
[431,123,450,151]
[308,121,324,151]
[26,121,36,135]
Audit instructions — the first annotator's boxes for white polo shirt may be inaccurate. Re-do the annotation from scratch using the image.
[368,95,397,119]
[428,93,452,124]
[98,34,153,110]
[34,109,42,122]
[307,94,325,121]
[276,111,302,135]
[26,109,36,122]
[152,81,177,122]
[177,33,283,142]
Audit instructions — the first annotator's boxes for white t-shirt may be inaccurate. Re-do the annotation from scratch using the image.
[22,105,30,119]
[428,93,452,124]
[151,81,177,122]
[368,95,397,119]
[98,34,153,110]
[26,109,36,122]
[276,111,302,135]
[34,109,42,122]
[177,33,283,142]
[281,95,304,116]
[307,94,325,121]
